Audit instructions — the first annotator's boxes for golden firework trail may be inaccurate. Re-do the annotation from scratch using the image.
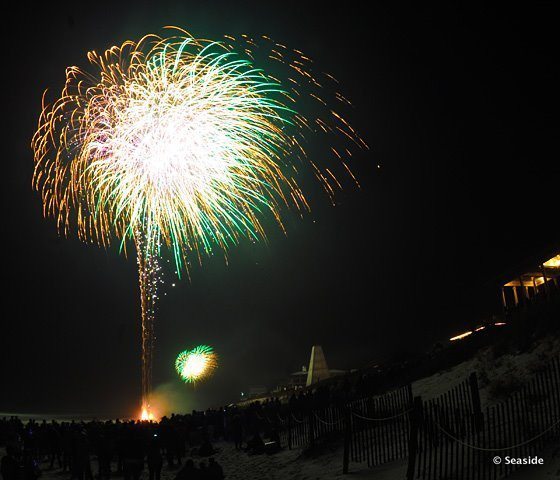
[32,27,366,416]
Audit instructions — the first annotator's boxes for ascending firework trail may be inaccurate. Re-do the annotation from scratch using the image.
[32,27,366,418]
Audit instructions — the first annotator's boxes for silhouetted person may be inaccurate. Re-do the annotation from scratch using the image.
[147,436,163,480]
[122,432,144,480]
[71,431,93,480]
[198,439,215,457]
[22,457,40,480]
[174,459,199,480]
[62,429,73,473]
[230,415,243,450]
[115,428,126,475]
[245,432,264,455]
[47,425,62,469]
[199,461,208,479]
[170,427,183,466]
[207,458,224,480]
[96,433,112,480]
[1,446,19,480]
[161,425,177,468]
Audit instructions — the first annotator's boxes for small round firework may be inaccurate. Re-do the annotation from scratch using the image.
[175,345,218,383]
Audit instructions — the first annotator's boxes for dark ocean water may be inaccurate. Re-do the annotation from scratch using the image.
[0,412,121,422]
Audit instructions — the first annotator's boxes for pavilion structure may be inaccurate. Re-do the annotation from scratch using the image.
[501,254,560,309]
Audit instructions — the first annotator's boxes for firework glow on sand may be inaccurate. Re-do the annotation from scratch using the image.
[32,27,366,419]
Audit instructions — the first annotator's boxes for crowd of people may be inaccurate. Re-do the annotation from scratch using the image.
[0,396,319,480]
[0,414,230,480]
[0,347,484,480]
[0,352,464,480]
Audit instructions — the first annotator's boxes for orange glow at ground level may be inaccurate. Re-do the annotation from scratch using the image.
[140,406,155,421]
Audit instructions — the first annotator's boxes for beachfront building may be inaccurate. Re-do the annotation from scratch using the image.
[501,253,560,308]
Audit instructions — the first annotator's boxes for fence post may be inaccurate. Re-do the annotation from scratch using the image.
[309,412,315,448]
[469,372,484,431]
[406,396,423,480]
[342,406,351,474]
[407,383,414,403]
[288,413,292,450]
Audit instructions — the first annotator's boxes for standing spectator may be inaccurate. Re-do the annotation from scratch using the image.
[122,431,144,480]
[1,446,19,480]
[207,458,224,480]
[147,435,163,480]
[230,415,243,450]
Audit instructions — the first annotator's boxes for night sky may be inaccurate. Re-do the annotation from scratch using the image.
[2,2,557,417]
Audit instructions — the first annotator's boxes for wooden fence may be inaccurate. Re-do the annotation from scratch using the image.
[276,384,416,468]
[274,357,559,479]
[278,405,345,450]
[410,357,560,480]
[345,384,414,470]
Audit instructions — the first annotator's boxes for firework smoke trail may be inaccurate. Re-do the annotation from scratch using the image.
[135,232,163,415]
[175,345,218,384]
[32,27,366,416]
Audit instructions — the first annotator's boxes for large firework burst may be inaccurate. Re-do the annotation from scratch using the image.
[32,27,365,415]
[175,345,218,384]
